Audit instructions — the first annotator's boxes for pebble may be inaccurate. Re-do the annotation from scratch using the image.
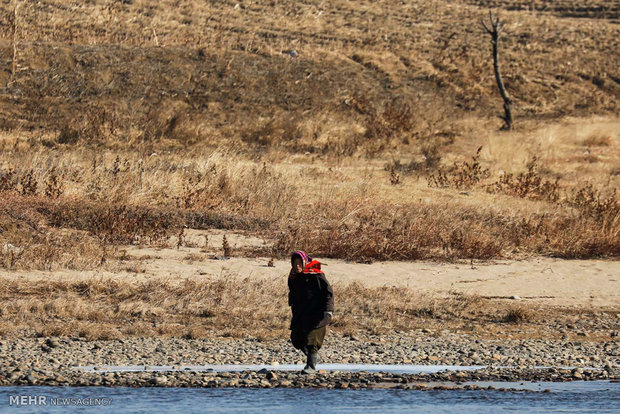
[0,334,616,388]
[151,376,168,386]
[45,338,60,348]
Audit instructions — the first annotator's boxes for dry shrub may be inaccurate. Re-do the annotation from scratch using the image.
[384,159,421,175]
[77,324,121,341]
[503,306,533,323]
[486,157,560,202]
[47,200,182,245]
[428,147,490,189]
[419,147,618,259]
[545,196,619,259]
[580,132,612,147]
[54,106,121,146]
[513,212,619,258]
[273,200,504,261]
[350,95,415,142]
[274,195,620,261]
[0,232,105,271]
[122,323,156,337]
[138,103,195,144]
[0,192,181,247]
[0,322,15,337]
[0,169,16,192]
[0,166,63,198]
[2,165,618,266]
[36,322,74,338]
[0,195,108,270]
[240,111,302,147]
[0,276,289,339]
[567,184,619,222]
[528,184,620,258]
[0,274,613,340]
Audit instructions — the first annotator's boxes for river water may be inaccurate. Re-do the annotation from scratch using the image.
[1,381,618,413]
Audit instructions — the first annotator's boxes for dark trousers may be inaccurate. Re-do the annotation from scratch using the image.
[290,326,326,354]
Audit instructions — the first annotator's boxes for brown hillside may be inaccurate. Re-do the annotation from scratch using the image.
[0,0,618,150]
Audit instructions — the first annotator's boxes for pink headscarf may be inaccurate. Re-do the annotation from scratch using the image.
[291,250,311,267]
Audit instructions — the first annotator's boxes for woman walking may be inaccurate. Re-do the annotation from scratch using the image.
[288,251,334,374]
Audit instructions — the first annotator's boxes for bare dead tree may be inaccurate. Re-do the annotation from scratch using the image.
[9,0,20,86]
[482,11,513,130]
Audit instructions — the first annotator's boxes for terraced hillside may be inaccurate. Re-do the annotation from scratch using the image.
[464,0,620,19]
[0,0,618,151]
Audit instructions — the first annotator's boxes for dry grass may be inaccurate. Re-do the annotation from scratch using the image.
[0,0,618,152]
[503,306,534,323]
[0,2,618,263]
[580,132,612,147]
[1,133,619,266]
[0,274,597,340]
[0,1,617,344]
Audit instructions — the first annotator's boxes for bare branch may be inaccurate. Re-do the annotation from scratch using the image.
[482,10,513,130]
[481,20,492,35]
[10,0,20,85]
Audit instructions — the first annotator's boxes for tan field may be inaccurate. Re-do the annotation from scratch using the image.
[0,0,618,341]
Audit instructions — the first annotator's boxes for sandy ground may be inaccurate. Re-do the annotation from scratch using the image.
[3,230,618,308]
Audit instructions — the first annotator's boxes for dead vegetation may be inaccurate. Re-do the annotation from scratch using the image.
[503,306,534,323]
[1,137,619,268]
[0,1,618,343]
[0,0,618,153]
[0,274,607,340]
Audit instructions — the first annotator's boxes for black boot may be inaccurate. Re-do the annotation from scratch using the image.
[308,352,319,370]
[302,352,319,374]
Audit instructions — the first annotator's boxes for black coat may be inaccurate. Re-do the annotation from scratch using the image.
[288,271,334,331]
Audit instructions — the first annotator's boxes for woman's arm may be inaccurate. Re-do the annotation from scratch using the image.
[320,275,334,313]
[288,277,293,307]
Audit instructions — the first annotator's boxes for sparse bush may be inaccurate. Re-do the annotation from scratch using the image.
[486,157,560,202]
[273,201,505,261]
[345,94,415,144]
[388,168,401,185]
[0,228,106,271]
[222,234,231,257]
[428,147,489,189]
[0,169,16,192]
[503,306,533,323]
[19,169,38,196]
[47,201,182,245]
[384,159,421,175]
[580,132,612,147]
[421,139,443,170]
[566,184,618,222]
[44,167,63,198]
[383,139,443,175]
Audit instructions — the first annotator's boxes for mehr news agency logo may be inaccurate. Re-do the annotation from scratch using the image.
[9,394,112,407]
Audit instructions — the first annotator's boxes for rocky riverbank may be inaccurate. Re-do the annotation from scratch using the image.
[0,333,618,388]
[3,366,617,390]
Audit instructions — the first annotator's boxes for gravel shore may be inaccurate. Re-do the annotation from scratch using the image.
[1,333,617,388]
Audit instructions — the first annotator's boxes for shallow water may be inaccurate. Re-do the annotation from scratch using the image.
[1,382,618,413]
[75,363,488,374]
